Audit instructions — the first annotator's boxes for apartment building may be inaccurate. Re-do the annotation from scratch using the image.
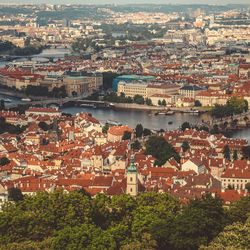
[63,73,103,96]
[146,83,180,97]
[179,85,204,98]
[117,82,148,98]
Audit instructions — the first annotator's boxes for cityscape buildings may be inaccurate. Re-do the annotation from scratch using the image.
[0,4,249,244]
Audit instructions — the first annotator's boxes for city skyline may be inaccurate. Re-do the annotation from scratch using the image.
[0,0,250,5]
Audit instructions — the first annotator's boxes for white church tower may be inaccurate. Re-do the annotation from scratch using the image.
[126,154,138,196]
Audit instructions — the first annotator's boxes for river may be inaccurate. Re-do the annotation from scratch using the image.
[0,92,249,142]
[61,106,250,143]
[0,93,23,107]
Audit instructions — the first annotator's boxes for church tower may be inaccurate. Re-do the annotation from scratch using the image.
[126,154,138,196]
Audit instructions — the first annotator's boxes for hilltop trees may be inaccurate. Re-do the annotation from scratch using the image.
[0,190,248,249]
[201,219,250,250]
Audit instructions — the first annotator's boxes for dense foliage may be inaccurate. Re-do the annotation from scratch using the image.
[0,117,27,135]
[0,157,10,166]
[211,97,248,118]
[102,72,120,90]
[103,92,152,106]
[200,218,250,250]
[0,40,15,52]
[103,92,133,103]
[24,85,67,98]
[242,145,250,160]
[145,136,180,165]
[122,130,131,140]
[0,191,248,250]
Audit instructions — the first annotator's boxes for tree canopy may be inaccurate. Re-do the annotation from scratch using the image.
[211,97,248,118]
[135,124,143,138]
[0,190,248,249]
[122,130,131,140]
[144,136,180,165]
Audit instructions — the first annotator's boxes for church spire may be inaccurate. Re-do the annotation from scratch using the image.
[126,154,138,196]
[127,154,137,174]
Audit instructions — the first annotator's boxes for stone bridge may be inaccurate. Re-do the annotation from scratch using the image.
[199,111,250,131]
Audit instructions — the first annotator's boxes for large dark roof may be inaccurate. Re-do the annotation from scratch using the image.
[180,85,203,91]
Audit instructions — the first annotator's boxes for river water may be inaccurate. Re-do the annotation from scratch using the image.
[61,106,250,143]
[0,48,70,68]
[0,93,23,107]
[0,48,249,142]
[0,91,249,142]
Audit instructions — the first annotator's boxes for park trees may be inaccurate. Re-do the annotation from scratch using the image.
[161,99,166,107]
[145,136,180,166]
[211,97,248,118]
[133,95,144,105]
[102,124,109,134]
[38,121,50,131]
[181,122,191,132]
[145,98,153,106]
[0,157,10,166]
[227,96,246,114]
[195,100,202,107]
[223,145,231,161]
[233,150,238,161]
[242,145,250,160]
[181,141,190,152]
[135,124,143,138]
[131,140,141,150]
[122,130,131,140]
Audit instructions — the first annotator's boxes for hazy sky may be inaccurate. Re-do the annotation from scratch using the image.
[1,0,250,4]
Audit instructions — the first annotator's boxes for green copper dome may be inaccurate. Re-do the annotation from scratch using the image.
[127,154,137,174]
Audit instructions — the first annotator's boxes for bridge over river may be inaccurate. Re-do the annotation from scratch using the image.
[196,111,250,131]
[7,97,112,110]
[0,54,57,62]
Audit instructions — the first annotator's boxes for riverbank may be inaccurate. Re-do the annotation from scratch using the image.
[113,103,206,113]
[113,103,163,111]
[0,88,26,99]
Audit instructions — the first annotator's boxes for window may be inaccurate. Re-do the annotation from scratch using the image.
[130,177,133,182]
[130,188,133,192]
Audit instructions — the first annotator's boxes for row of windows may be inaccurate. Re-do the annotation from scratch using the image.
[223,184,245,189]
[222,179,248,183]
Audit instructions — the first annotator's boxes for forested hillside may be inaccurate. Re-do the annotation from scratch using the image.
[0,190,249,249]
